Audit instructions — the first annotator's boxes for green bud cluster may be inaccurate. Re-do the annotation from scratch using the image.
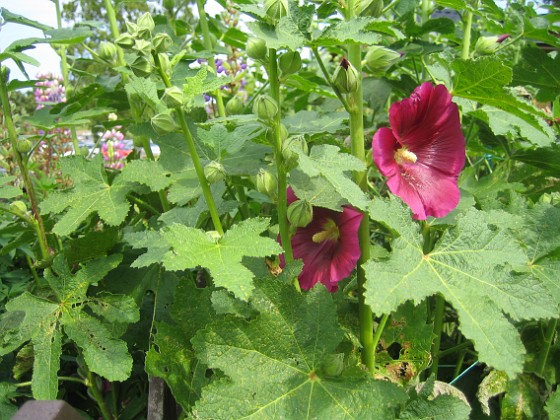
[99,41,118,61]
[253,95,278,120]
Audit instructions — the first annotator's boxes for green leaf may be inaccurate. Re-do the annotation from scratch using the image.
[399,394,470,419]
[546,388,560,418]
[282,111,347,135]
[0,382,18,420]
[119,160,173,191]
[501,374,548,419]
[0,7,53,31]
[88,294,140,324]
[31,319,62,400]
[452,57,548,132]
[62,311,132,381]
[192,279,407,418]
[44,27,93,44]
[294,144,369,210]
[316,17,382,46]
[125,76,160,110]
[512,46,560,102]
[0,176,21,199]
[183,66,232,99]
[476,370,507,416]
[247,19,306,50]
[290,169,347,211]
[512,144,560,176]
[129,218,283,300]
[364,204,557,376]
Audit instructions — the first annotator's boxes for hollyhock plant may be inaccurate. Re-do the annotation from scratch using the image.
[372,82,465,219]
[280,188,363,292]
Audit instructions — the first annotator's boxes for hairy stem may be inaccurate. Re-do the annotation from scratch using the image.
[536,318,557,377]
[268,48,293,263]
[461,1,479,60]
[0,74,50,261]
[371,314,390,367]
[154,54,224,235]
[85,368,113,420]
[311,47,351,113]
[195,0,226,117]
[430,294,446,378]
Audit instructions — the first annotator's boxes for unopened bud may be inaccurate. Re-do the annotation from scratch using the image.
[255,168,278,200]
[226,94,244,115]
[0,66,10,84]
[282,135,308,170]
[16,139,32,153]
[9,201,27,216]
[264,0,289,21]
[253,95,278,120]
[322,353,344,377]
[246,38,267,60]
[137,13,155,38]
[158,53,171,76]
[131,55,152,77]
[355,0,383,17]
[266,123,288,144]
[99,41,118,61]
[151,112,177,135]
[287,199,313,228]
[163,86,184,108]
[363,46,401,76]
[125,22,138,36]
[279,51,302,76]
[332,58,359,94]
[133,39,153,56]
[474,34,509,55]
[204,160,226,183]
[115,33,135,49]
[153,33,173,53]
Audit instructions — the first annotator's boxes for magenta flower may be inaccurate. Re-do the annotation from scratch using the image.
[372,82,465,220]
[279,189,363,292]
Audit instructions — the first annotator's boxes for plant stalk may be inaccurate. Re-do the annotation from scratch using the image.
[430,294,446,378]
[461,1,479,60]
[371,314,390,367]
[195,0,226,117]
[346,0,375,372]
[268,48,293,262]
[0,74,50,261]
[311,47,351,113]
[154,54,224,235]
[85,369,113,420]
[536,318,557,377]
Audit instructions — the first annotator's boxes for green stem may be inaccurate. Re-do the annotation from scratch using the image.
[234,181,249,219]
[154,54,224,235]
[127,193,161,216]
[26,254,42,287]
[268,48,293,263]
[371,314,390,367]
[0,73,50,261]
[54,0,80,154]
[58,376,87,385]
[86,369,113,420]
[430,294,446,378]
[311,47,351,113]
[195,0,226,118]
[536,318,557,377]
[346,0,375,373]
[438,340,473,358]
[103,0,125,68]
[461,1,478,60]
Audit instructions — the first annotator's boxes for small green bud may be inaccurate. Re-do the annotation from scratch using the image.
[158,53,171,76]
[153,33,173,53]
[79,147,89,156]
[133,136,145,148]
[99,41,118,61]
[355,0,383,18]
[255,168,278,200]
[163,0,175,10]
[131,55,153,77]
[16,139,32,153]
[225,94,244,115]
[322,353,344,377]
[287,199,313,228]
[9,201,27,216]
[115,33,135,49]
[265,123,288,144]
[279,51,302,76]
[264,0,289,21]
[332,58,359,94]
[204,160,226,183]
[282,135,308,170]
[246,38,267,60]
[125,21,138,36]
[151,112,177,135]
[133,39,153,56]
[253,95,278,120]
[137,13,155,38]
[474,35,509,55]
[363,46,401,76]
[0,66,10,84]
[163,86,184,108]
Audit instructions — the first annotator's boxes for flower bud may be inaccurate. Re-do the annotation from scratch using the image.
[474,34,509,55]
[287,199,313,228]
[282,135,308,170]
[137,13,155,38]
[16,139,32,153]
[246,38,267,60]
[264,0,289,21]
[163,0,175,9]
[125,22,138,36]
[151,112,177,135]
[253,95,278,120]
[133,39,153,56]
[158,53,171,76]
[153,33,173,53]
[279,51,302,76]
[265,123,288,144]
[163,86,184,108]
[9,201,27,216]
[115,33,135,49]
[255,168,278,200]
[0,66,10,84]
[321,353,344,377]
[204,160,226,183]
[131,55,152,77]
[99,41,118,61]
[363,46,401,76]
[355,0,383,17]
[226,94,244,115]
[332,58,359,94]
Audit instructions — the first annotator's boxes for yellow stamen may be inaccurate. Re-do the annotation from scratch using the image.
[394,147,417,165]
[312,219,340,243]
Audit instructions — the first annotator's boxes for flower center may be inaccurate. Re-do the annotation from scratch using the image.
[312,218,340,243]
[394,146,417,165]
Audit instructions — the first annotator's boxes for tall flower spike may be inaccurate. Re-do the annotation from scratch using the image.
[279,188,363,292]
[372,82,465,219]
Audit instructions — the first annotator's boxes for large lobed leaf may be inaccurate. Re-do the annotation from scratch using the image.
[192,277,407,419]
[365,199,557,376]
